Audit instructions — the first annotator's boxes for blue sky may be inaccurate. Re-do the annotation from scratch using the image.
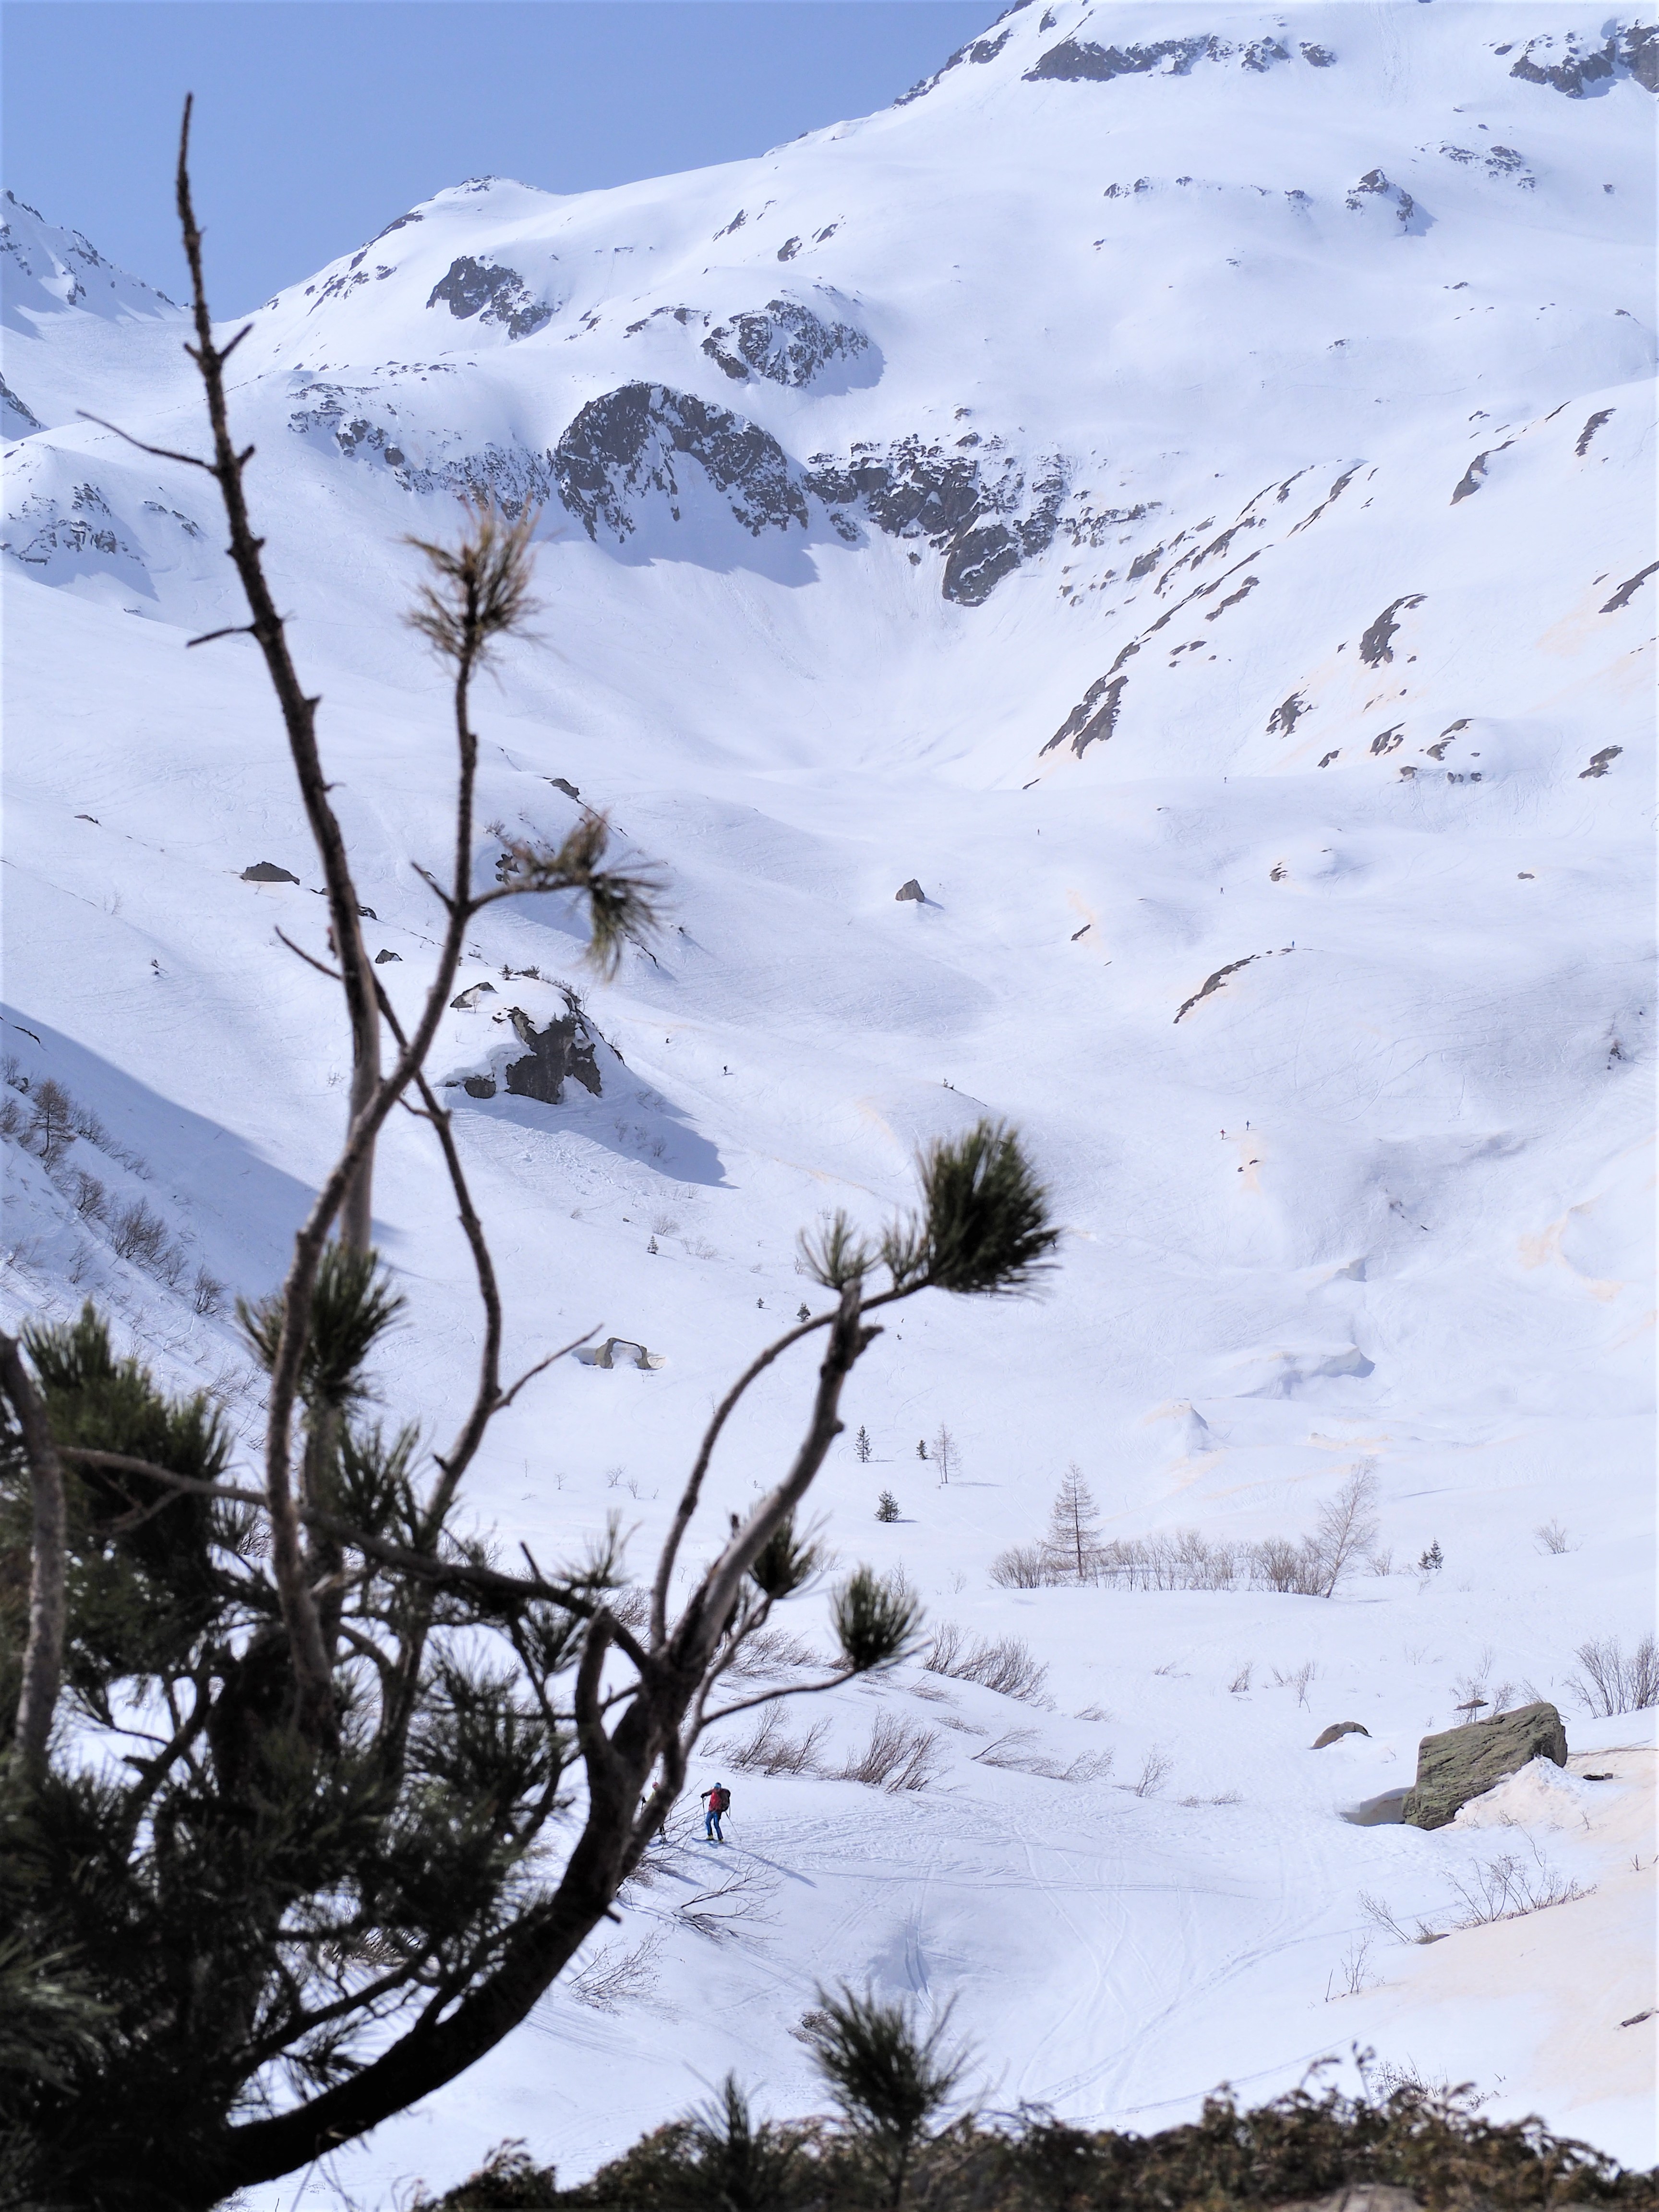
[3,2,999,313]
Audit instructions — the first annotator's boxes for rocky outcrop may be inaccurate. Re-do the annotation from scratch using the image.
[551,386,1064,605]
[1503,23,1658,96]
[895,878,925,903]
[700,298,870,387]
[502,1004,603,1105]
[1311,1721,1370,1748]
[426,256,553,339]
[1025,33,1293,82]
[553,383,807,541]
[241,862,299,884]
[1401,1701,1567,1830]
[805,434,1067,606]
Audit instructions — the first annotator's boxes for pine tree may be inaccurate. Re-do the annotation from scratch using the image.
[876,1491,900,1523]
[854,1426,873,1464]
[1045,1463,1101,1582]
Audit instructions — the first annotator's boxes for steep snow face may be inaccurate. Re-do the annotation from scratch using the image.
[2,2,1656,2196]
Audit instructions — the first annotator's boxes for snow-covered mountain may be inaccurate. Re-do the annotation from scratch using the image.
[3,1,1656,2196]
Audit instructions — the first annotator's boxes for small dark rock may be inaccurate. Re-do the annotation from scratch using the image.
[451,982,498,1010]
[241,862,299,884]
[895,879,925,903]
[462,1075,497,1099]
[374,949,401,964]
[548,777,581,800]
[1312,1721,1370,1749]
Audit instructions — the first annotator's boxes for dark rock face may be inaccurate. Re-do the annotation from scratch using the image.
[1025,33,1290,82]
[1401,1701,1567,1830]
[502,1004,603,1105]
[241,862,298,884]
[426,257,553,339]
[894,878,925,903]
[552,386,1063,605]
[0,372,41,432]
[553,382,807,541]
[1358,594,1425,666]
[700,298,869,387]
[1043,672,1128,756]
[288,383,558,517]
[805,435,1066,605]
[1507,24,1658,96]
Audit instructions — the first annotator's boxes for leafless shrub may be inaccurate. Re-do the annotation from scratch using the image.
[192,1267,225,1317]
[0,1094,24,1141]
[713,1707,828,1777]
[932,1424,959,1484]
[924,1626,1050,1705]
[673,1861,780,1943]
[156,1239,189,1289]
[1360,1891,1440,1948]
[1368,1548,1395,1577]
[840,1715,945,1792]
[1447,1847,1593,1927]
[974,1730,1114,1784]
[1229,1661,1253,1694]
[1272,1661,1317,1708]
[110,1198,170,1265]
[1075,1703,1113,1722]
[72,1170,108,1221]
[1325,1934,1375,2002]
[1567,1633,1659,1717]
[910,1679,953,1704]
[607,1584,650,1630]
[1535,1519,1573,1556]
[1130,1747,1171,1798]
[989,1543,1047,1589]
[70,1101,110,1147]
[725,1624,823,1677]
[569,1933,663,2011]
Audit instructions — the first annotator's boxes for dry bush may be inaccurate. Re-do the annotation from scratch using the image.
[974,1730,1112,1783]
[72,1171,108,1221]
[674,1862,780,1944]
[109,1198,169,1265]
[713,1707,828,1776]
[924,1626,1050,1705]
[1448,1847,1593,1927]
[1568,1633,1659,1716]
[840,1714,946,1792]
[568,1933,663,2012]
[725,1623,824,1677]
[1535,1518,1573,1555]
[989,1543,1047,1589]
[1129,1746,1171,1798]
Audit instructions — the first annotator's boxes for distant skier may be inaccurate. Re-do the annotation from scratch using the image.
[701,1780,732,1842]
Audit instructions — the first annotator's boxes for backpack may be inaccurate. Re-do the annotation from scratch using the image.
[711,1786,731,1814]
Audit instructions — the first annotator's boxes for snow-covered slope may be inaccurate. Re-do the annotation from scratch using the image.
[3,1,1655,2195]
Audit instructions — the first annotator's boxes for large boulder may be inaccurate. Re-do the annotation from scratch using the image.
[1401,1701,1567,1830]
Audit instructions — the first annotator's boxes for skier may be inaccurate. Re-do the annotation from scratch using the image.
[700,1780,732,1842]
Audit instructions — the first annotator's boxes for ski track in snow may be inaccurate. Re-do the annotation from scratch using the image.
[2,0,1656,2196]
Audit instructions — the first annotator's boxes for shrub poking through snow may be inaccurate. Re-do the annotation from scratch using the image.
[1568,1633,1659,1716]
[923,1624,1050,1703]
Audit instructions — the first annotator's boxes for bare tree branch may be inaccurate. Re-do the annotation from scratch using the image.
[1,1333,68,1774]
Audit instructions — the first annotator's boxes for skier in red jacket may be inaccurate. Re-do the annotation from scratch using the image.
[701,1781,731,1841]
